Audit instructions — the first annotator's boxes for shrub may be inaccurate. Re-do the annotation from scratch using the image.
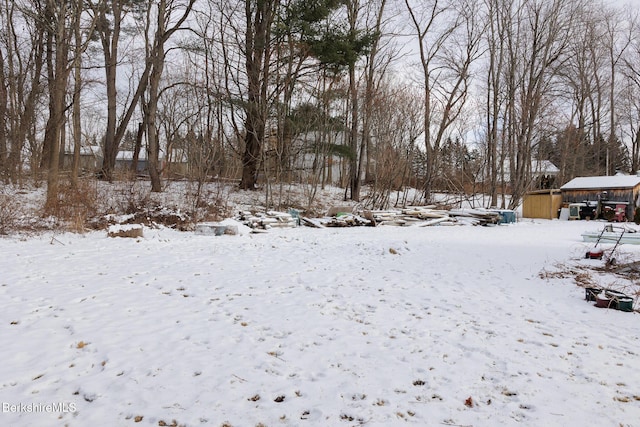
[43,179,99,232]
[0,192,21,235]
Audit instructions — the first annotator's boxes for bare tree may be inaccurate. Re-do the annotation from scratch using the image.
[483,0,509,207]
[344,0,365,201]
[359,0,397,186]
[498,0,578,209]
[176,0,236,183]
[237,0,279,190]
[91,0,128,181]
[228,0,350,195]
[621,10,640,173]
[89,0,194,187]
[327,0,390,202]
[268,0,343,207]
[603,5,633,175]
[0,0,46,183]
[70,0,85,186]
[404,0,483,203]
[40,0,99,206]
[142,0,196,192]
[41,0,76,206]
[366,81,424,209]
[552,3,599,182]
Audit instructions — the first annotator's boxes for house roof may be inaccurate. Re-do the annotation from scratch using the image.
[532,160,560,175]
[499,159,560,180]
[64,145,102,156]
[116,150,148,161]
[560,175,640,190]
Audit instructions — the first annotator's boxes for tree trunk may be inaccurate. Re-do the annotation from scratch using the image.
[348,61,360,201]
[239,0,273,190]
[0,49,7,181]
[132,122,144,175]
[98,0,122,181]
[44,0,71,207]
[146,0,167,193]
[71,0,83,187]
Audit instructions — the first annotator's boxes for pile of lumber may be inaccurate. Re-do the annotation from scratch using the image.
[234,206,507,231]
[448,208,502,226]
[307,213,372,228]
[299,206,372,228]
[237,211,298,229]
[365,206,453,226]
[325,206,504,227]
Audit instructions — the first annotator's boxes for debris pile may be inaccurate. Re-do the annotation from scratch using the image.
[448,208,503,226]
[365,206,448,226]
[237,210,299,230]
[107,223,144,238]
[194,222,238,236]
[585,287,635,312]
[202,205,515,234]
[364,207,503,227]
[296,206,508,228]
[304,213,372,228]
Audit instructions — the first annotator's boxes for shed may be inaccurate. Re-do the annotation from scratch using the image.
[560,175,640,221]
[115,150,148,174]
[62,145,103,173]
[165,148,190,177]
[522,189,562,219]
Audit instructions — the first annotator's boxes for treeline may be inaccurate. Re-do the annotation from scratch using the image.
[1,0,639,210]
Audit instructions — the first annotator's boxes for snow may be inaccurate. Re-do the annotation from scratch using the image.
[1,220,639,426]
[560,175,640,190]
[107,223,144,233]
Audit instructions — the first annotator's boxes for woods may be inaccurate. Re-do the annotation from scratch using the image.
[1,0,639,210]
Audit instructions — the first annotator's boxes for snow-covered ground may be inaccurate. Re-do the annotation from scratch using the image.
[1,219,639,427]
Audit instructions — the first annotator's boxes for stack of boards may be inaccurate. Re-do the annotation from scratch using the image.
[196,206,509,233]
[302,206,503,228]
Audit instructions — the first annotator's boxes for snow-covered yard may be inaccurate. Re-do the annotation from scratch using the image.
[1,219,639,426]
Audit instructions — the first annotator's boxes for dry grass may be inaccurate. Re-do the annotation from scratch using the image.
[107,226,143,238]
[118,181,152,215]
[158,420,184,427]
[43,179,99,232]
[543,258,640,311]
[0,192,22,235]
[185,182,232,223]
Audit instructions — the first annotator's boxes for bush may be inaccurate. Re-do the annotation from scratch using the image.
[0,192,21,235]
[43,179,99,232]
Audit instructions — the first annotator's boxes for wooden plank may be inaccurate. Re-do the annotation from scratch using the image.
[301,217,325,228]
[419,217,452,227]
